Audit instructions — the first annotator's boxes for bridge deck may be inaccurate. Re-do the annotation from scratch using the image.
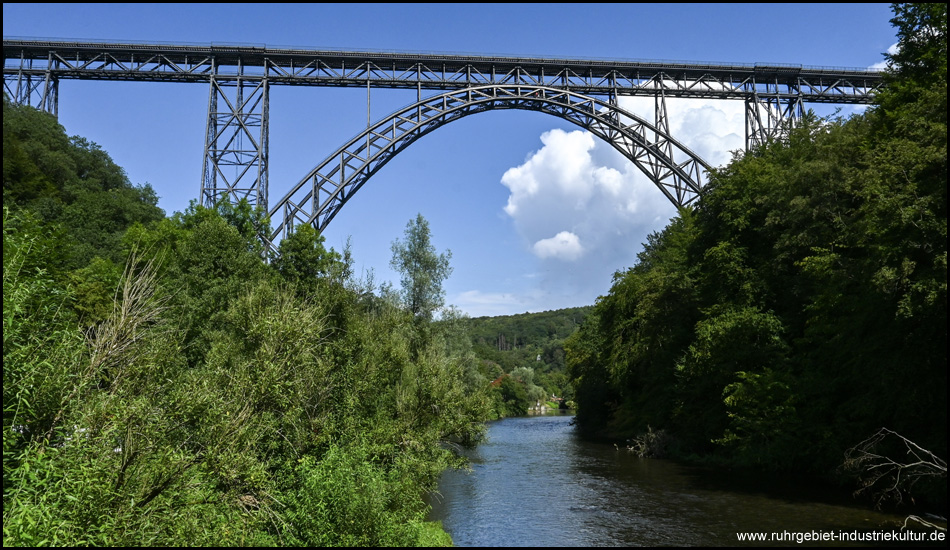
[4,38,884,102]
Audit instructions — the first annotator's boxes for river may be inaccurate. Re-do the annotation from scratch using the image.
[427,413,943,547]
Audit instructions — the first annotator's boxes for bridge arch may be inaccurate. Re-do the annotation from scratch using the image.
[268,84,712,243]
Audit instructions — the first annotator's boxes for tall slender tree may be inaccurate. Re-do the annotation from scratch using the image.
[390,214,452,321]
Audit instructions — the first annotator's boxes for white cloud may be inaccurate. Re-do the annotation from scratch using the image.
[616,96,745,168]
[533,231,584,261]
[489,94,746,312]
[453,289,536,318]
[501,129,597,219]
[870,43,898,70]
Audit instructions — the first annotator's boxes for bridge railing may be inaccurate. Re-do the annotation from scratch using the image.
[4,38,884,102]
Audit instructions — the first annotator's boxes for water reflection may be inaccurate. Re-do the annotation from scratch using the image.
[428,414,930,547]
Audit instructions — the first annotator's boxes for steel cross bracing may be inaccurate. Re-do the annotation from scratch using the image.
[269,85,710,244]
[2,39,883,101]
[3,38,885,238]
[3,49,58,114]
[201,72,269,210]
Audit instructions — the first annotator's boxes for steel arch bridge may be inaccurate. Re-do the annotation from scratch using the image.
[3,38,884,246]
[269,84,709,245]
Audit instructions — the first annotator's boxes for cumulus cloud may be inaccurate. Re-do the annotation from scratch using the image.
[533,231,584,261]
[870,43,899,70]
[489,94,746,312]
[501,129,598,221]
[500,127,675,252]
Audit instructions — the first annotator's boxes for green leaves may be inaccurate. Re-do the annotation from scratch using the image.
[885,3,947,91]
[566,3,947,477]
[4,118,487,545]
[390,214,453,321]
[273,223,344,295]
[3,96,164,269]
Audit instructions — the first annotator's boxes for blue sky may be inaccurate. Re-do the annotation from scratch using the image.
[3,3,899,317]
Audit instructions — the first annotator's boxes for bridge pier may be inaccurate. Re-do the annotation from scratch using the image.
[745,94,805,150]
[743,67,805,151]
[3,60,57,116]
[200,74,269,212]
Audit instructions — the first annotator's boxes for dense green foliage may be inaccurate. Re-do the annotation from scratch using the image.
[447,307,591,414]
[566,2,946,505]
[3,95,492,545]
[3,99,164,269]
[465,307,591,361]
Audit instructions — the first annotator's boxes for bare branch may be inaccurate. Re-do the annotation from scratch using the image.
[843,427,947,508]
[903,515,947,533]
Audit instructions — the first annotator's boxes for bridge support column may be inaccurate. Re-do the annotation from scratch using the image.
[3,59,58,116]
[200,74,269,211]
[744,92,804,150]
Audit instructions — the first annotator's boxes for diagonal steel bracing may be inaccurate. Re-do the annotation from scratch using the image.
[200,75,269,209]
[1,39,883,104]
[3,55,58,115]
[268,84,711,244]
[745,93,805,150]
[3,39,884,242]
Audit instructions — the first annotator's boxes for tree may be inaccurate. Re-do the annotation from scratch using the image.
[390,214,452,321]
[274,224,343,294]
[2,95,164,268]
[884,3,947,89]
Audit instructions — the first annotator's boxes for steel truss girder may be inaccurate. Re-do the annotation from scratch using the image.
[200,75,269,210]
[268,85,711,244]
[3,39,884,104]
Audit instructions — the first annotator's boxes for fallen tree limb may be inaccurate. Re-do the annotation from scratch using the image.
[843,427,946,510]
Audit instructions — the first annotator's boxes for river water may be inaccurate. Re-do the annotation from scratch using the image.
[427,413,940,547]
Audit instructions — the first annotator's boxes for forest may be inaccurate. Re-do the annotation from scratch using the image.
[566,3,946,510]
[442,306,590,415]
[1,83,594,542]
[3,93,500,544]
